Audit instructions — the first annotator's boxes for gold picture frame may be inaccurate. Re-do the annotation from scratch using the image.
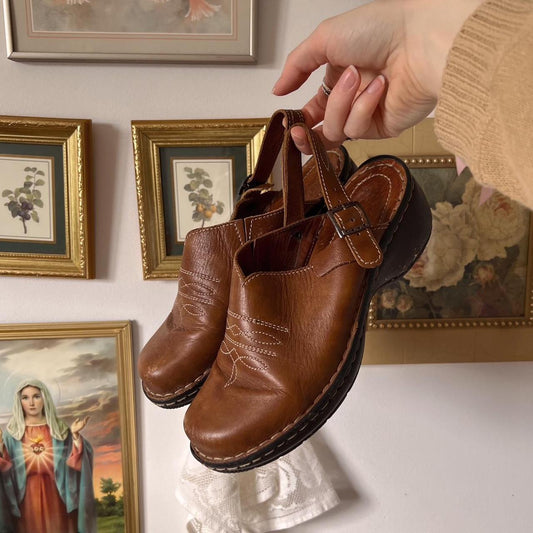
[3,0,256,63]
[132,117,267,279]
[344,119,533,364]
[0,115,93,278]
[0,321,139,533]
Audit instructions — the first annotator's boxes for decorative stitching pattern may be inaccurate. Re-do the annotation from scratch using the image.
[221,341,271,388]
[182,303,206,317]
[180,268,220,284]
[178,273,219,317]
[227,323,282,346]
[224,335,278,357]
[180,281,215,295]
[221,311,289,388]
[227,310,288,332]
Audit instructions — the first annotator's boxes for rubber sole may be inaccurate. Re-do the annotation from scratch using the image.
[142,377,207,409]
[191,158,432,472]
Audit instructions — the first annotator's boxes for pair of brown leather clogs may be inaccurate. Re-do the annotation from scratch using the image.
[140,110,432,473]
[138,110,356,408]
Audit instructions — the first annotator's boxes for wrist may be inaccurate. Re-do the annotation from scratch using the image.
[404,0,485,99]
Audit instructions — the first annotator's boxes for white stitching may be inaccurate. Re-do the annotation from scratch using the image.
[144,368,210,399]
[180,268,220,284]
[224,334,278,357]
[221,341,271,388]
[182,304,207,317]
[248,209,282,240]
[242,266,313,287]
[180,281,215,296]
[333,204,381,267]
[227,310,289,332]
[181,293,215,306]
[227,323,281,345]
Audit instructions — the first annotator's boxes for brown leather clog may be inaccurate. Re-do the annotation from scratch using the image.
[138,110,356,408]
[184,125,432,472]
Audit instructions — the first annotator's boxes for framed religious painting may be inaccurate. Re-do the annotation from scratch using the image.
[3,0,256,63]
[0,116,93,278]
[345,120,533,365]
[132,117,267,279]
[0,321,139,533]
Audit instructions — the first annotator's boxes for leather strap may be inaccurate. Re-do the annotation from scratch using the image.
[290,123,383,268]
[240,109,305,192]
[281,128,305,225]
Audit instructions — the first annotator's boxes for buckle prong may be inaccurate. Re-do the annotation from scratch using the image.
[327,201,370,238]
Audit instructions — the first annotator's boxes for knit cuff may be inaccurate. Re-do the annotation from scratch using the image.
[435,0,533,203]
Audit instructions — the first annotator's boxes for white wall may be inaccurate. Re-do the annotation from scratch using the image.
[1,1,532,532]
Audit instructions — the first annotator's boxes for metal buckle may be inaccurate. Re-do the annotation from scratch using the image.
[327,201,370,238]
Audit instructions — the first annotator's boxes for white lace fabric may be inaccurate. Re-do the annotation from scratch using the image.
[176,440,339,532]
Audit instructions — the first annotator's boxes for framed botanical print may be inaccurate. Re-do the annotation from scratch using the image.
[0,321,139,533]
[0,116,93,278]
[3,0,256,63]
[132,117,267,279]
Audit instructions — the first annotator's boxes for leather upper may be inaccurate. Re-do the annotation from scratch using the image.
[184,138,411,464]
[138,111,351,403]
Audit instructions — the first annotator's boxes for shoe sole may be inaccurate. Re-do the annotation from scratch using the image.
[142,378,207,409]
[191,156,432,472]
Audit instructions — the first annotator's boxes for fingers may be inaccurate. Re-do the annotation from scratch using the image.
[341,74,387,139]
[272,22,330,96]
[322,66,361,143]
[292,71,387,153]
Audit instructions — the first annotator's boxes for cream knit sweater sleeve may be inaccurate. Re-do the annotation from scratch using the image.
[435,0,533,209]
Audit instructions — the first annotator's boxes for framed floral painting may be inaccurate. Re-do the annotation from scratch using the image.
[3,0,256,63]
[0,115,93,278]
[0,321,139,533]
[368,157,532,329]
[132,117,267,279]
[344,122,533,364]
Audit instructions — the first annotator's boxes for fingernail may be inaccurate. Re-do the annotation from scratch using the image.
[339,66,358,91]
[272,78,281,94]
[366,75,385,94]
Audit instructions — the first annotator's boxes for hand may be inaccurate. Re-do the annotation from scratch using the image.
[273,0,483,153]
[70,416,89,440]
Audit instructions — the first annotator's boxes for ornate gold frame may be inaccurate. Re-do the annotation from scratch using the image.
[0,115,93,278]
[132,117,267,279]
[344,119,533,364]
[0,321,139,533]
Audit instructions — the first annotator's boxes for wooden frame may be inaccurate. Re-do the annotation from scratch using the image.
[345,119,533,364]
[3,0,256,63]
[132,117,267,279]
[0,321,139,533]
[0,115,93,278]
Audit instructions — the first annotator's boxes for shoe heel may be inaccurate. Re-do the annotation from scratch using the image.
[372,179,432,291]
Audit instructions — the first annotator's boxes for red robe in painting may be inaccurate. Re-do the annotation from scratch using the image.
[0,424,82,533]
